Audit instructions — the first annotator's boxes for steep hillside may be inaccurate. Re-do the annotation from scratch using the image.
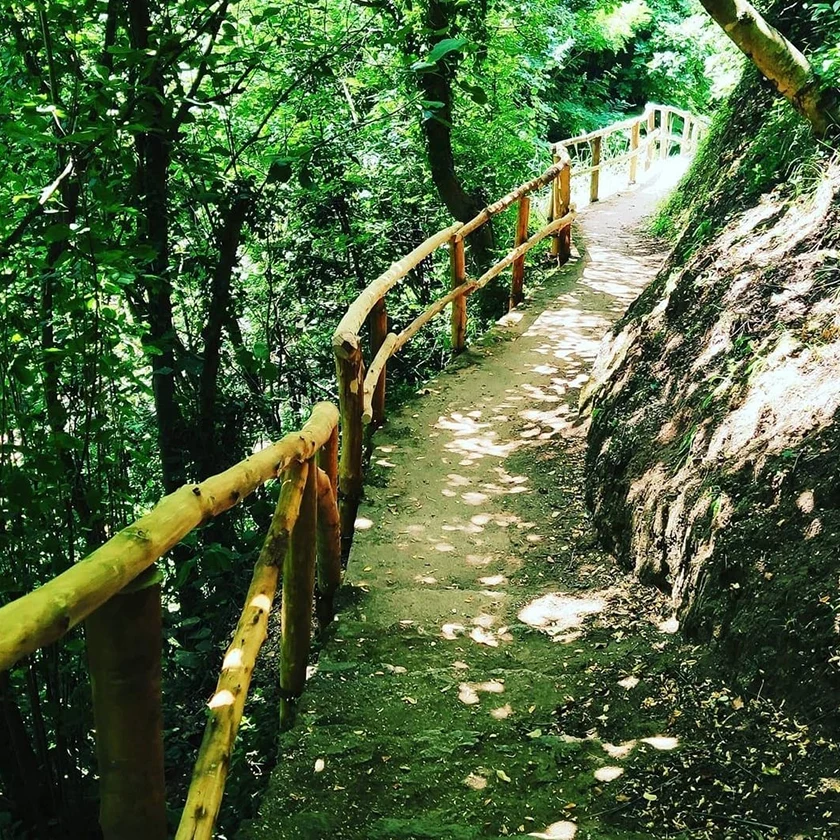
[583,71,840,723]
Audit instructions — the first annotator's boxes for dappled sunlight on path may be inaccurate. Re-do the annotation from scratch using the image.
[243,162,718,840]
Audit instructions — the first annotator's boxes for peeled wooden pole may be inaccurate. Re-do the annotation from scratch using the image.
[333,223,461,359]
[590,135,601,203]
[629,120,640,184]
[681,116,691,155]
[279,459,318,730]
[314,468,342,629]
[660,109,670,160]
[558,161,572,262]
[86,567,166,840]
[459,160,565,239]
[318,425,339,500]
[362,333,398,425]
[476,212,574,291]
[645,109,656,171]
[509,195,531,310]
[449,235,467,354]
[558,114,644,147]
[176,462,309,840]
[336,349,364,562]
[368,298,388,428]
[0,402,338,672]
[550,159,561,259]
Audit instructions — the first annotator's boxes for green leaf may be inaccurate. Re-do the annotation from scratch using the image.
[268,160,293,184]
[426,37,467,64]
[11,356,35,386]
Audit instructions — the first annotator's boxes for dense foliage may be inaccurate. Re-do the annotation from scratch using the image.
[0,0,733,834]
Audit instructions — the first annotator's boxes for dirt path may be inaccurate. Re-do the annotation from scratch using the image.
[240,163,825,840]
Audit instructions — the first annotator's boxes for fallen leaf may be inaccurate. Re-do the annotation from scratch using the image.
[496,769,512,783]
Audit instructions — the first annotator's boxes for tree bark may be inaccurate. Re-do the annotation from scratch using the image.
[418,0,494,266]
[128,0,184,493]
[197,189,253,479]
[0,671,52,835]
[698,0,837,136]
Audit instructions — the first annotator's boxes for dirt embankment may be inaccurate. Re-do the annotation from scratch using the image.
[583,75,840,722]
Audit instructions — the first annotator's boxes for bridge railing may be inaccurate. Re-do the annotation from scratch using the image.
[0,102,705,840]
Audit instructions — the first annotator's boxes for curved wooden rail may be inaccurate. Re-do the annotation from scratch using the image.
[0,402,338,673]
[0,102,706,840]
[554,103,708,203]
[334,161,576,548]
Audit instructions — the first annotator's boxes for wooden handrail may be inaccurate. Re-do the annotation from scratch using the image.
[176,460,311,840]
[552,104,706,201]
[360,210,576,424]
[457,160,567,239]
[333,223,463,358]
[0,401,339,673]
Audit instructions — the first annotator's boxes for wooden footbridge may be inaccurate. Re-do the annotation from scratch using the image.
[0,105,705,839]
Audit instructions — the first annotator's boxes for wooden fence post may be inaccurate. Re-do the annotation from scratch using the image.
[315,468,342,629]
[660,109,669,160]
[319,424,339,501]
[590,135,601,203]
[335,347,364,562]
[629,120,640,184]
[85,567,166,840]
[645,109,656,171]
[550,152,561,260]
[509,195,530,310]
[559,161,571,263]
[449,234,467,353]
[279,459,318,730]
[368,298,387,429]
[681,115,691,155]
[176,460,309,840]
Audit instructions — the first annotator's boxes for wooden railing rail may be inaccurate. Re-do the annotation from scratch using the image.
[334,160,576,554]
[0,402,340,840]
[0,103,706,840]
[554,103,708,203]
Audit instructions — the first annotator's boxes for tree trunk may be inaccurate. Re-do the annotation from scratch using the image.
[0,671,52,835]
[86,569,167,840]
[698,0,837,136]
[197,189,252,480]
[418,0,494,266]
[128,0,184,493]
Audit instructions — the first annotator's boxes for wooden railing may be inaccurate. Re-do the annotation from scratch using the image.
[332,159,576,549]
[554,103,708,204]
[0,403,341,840]
[0,102,704,840]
